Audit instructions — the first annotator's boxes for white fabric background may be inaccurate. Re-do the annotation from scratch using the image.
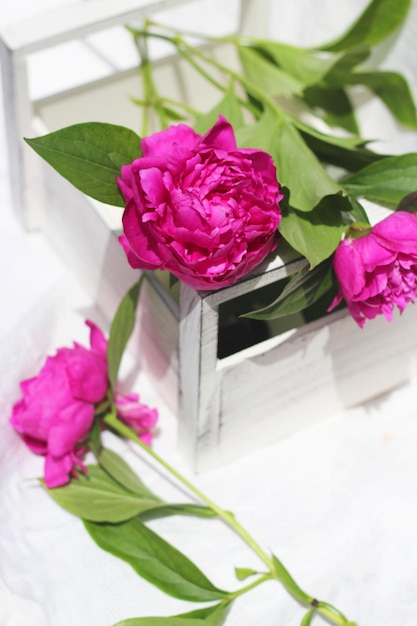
[1,2,417,626]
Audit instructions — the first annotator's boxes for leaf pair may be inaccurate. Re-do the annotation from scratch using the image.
[44,449,214,523]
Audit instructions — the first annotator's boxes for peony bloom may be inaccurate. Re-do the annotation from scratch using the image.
[328,211,417,327]
[117,116,283,290]
[10,320,108,488]
[10,321,158,487]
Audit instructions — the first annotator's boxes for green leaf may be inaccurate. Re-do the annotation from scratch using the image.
[113,616,207,626]
[238,46,304,97]
[243,260,335,320]
[25,122,141,206]
[300,609,317,626]
[303,86,359,135]
[139,503,217,521]
[107,277,143,387]
[176,602,231,622]
[113,602,230,625]
[84,517,228,602]
[234,567,258,581]
[289,113,382,172]
[241,41,339,88]
[318,0,412,52]
[43,464,163,522]
[347,195,371,223]
[346,70,417,130]
[279,193,352,267]
[343,153,417,207]
[98,447,159,497]
[324,45,371,79]
[46,449,215,522]
[272,555,311,604]
[193,82,244,135]
[236,107,340,211]
[397,191,417,212]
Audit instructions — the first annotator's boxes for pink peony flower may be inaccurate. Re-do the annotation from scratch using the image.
[328,211,417,327]
[10,321,158,487]
[10,320,109,488]
[117,116,283,290]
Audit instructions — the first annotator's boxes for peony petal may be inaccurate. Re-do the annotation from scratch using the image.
[44,452,74,487]
[373,211,417,255]
[141,123,200,157]
[86,319,108,358]
[48,402,95,456]
[201,116,237,151]
[65,348,108,403]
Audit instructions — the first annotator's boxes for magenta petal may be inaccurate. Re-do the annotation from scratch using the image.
[141,124,200,157]
[333,239,366,298]
[201,116,237,151]
[86,319,108,358]
[65,349,108,403]
[122,202,164,269]
[48,402,94,456]
[44,452,75,488]
[373,211,417,255]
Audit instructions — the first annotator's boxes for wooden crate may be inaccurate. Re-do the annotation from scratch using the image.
[137,249,417,471]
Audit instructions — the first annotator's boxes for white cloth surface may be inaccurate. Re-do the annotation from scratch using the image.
[1,2,417,626]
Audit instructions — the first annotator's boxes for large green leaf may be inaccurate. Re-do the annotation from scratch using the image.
[318,0,412,52]
[193,82,244,135]
[43,464,163,523]
[238,46,304,97]
[243,260,335,320]
[25,122,141,206]
[84,517,228,602]
[236,108,340,211]
[279,193,352,267]
[107,277,142,388]
[343,153,417,207]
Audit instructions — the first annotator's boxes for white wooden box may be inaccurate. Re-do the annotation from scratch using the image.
[2,0,417,471]
[138,252,417,471]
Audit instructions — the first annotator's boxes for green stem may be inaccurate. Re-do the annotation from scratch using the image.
[161,96,202,117]
[227,573,272,600]
[103,411,274,571]
[132,26,170,134]
[103,413,349,625]
[177,36,281,115]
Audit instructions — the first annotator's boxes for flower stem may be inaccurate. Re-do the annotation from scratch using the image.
[103,413,350,625]
[103,411,273,570]
[227,573,272,600]
[132,24,170,134]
